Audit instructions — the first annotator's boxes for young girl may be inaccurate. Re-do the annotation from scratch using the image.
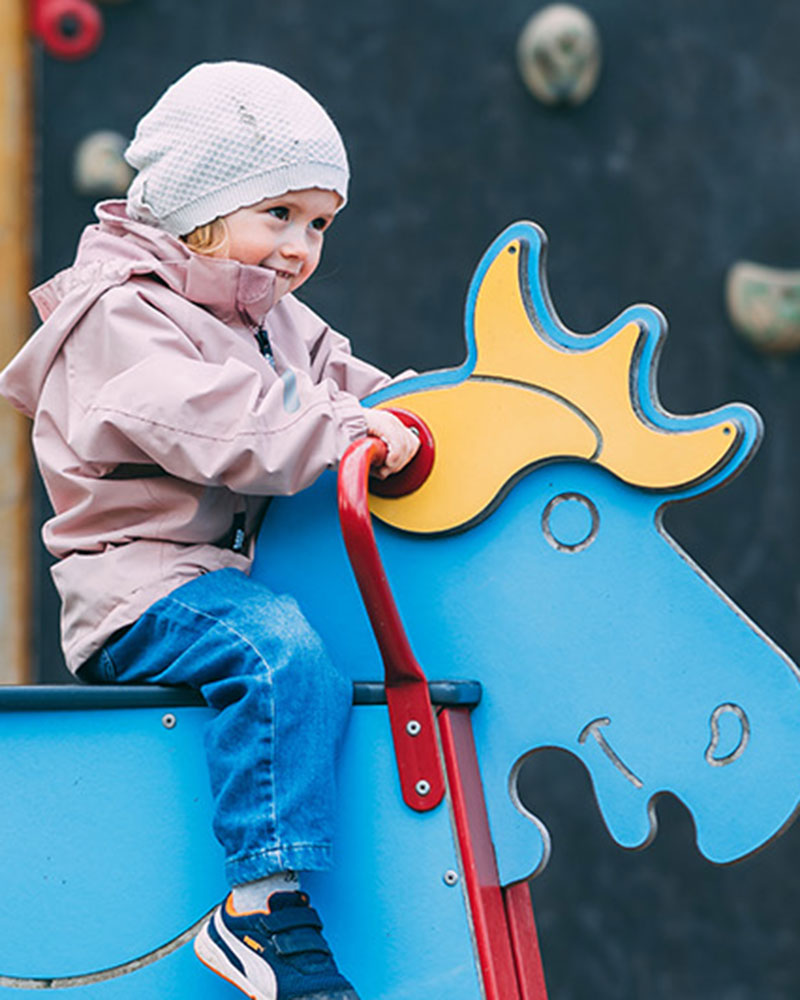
[0,62,419,1000]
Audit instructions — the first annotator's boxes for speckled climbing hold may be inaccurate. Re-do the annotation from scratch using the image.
[73,130,134,197]
[726,260,800,354]
[517,4,602,107]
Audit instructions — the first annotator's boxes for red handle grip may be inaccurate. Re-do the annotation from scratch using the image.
[338,410,443,811]
[338,436,425,684]
[367,407,436,498]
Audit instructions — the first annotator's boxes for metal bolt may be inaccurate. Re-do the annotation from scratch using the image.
[406,719,422,736]
[415,779,431,796]
[161,713,176,729]
[443,869,459,886]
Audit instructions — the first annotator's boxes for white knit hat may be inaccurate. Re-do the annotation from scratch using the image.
[125,62,349,236]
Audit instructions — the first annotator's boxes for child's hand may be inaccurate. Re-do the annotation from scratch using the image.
[364,409,421,479]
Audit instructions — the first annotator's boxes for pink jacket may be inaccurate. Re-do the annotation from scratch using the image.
[0,202,392,672]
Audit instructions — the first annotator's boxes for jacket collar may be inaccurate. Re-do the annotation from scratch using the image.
[57,200,278,328]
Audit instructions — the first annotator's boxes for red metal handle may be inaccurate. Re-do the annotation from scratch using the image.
[338,410,444,811]
[367,407,436,498]
[31,0,103,61]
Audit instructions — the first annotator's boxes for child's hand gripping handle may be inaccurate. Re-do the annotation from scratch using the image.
[363,407,423,481]
[337,410,443,812]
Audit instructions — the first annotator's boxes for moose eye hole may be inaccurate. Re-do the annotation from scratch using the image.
[705,703,750,767]
[542,492,599,553]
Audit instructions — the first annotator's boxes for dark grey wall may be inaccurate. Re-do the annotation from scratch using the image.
[35,2,800,995]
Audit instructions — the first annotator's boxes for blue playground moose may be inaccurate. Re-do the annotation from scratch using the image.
[1,221,798,999]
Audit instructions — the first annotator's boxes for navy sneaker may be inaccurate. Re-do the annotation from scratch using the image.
[194,890,360,1000]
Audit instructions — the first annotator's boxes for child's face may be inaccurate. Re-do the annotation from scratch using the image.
[217,187,340,296]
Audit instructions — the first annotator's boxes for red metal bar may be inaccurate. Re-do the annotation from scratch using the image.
[339,424,549,994]
[504,882,549,1000]
[337,430,444,812]
[438,707,526,1000]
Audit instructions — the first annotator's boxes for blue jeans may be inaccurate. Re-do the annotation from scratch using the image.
[80,568,353,887]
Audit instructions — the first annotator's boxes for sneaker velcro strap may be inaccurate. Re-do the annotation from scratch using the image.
[271,927,332,957]
[262,907,324,934]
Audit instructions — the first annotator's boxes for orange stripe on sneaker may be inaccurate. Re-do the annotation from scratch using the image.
[226,892,270,917]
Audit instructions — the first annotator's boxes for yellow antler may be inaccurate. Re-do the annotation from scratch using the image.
[369,232,739,535]
[472,240,738,490]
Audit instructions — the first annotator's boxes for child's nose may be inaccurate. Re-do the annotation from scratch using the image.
[280,229,310,260]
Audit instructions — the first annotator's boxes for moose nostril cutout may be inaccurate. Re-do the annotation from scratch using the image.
[542,493,599,552]
[705,703,750,766]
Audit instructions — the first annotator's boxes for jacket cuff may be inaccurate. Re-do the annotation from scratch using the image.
[332,394,369,455]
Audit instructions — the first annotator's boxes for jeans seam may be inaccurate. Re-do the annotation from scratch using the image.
[226,843,334,883]
[99,648,117,682]
[228,841,332,862]
[162,595,279,845]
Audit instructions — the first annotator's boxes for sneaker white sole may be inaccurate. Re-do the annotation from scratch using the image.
[194,912,277,1000]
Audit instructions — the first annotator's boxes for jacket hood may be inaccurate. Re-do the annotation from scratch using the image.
[1,200,279,417]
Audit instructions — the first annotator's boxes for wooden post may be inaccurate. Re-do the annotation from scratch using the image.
[0,0,32,682]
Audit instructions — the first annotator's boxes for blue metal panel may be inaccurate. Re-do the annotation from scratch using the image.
[0,705,225,977]
[0,702,480,998]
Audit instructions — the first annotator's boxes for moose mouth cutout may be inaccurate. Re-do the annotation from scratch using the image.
[368,223,759,534]
[575,701,752,795]
[576,702,752,796]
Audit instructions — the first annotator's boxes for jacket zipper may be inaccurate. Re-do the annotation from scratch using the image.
[226,324,273,552]
[230,510,247,553]
[254,326,276,367]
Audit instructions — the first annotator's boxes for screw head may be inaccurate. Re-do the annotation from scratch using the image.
[443,869,459,886]
[161,713,176,729]
[406,719,422,736]
[415,779,431,796]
